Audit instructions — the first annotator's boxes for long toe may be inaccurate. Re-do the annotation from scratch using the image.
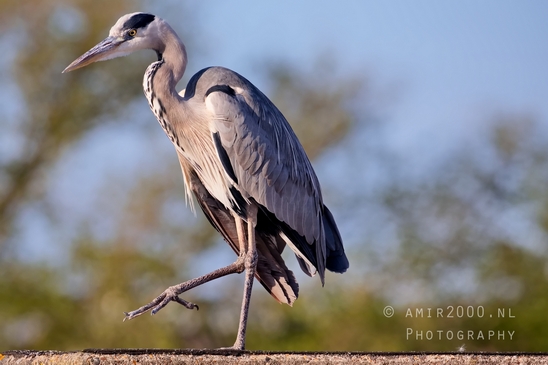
[173,296,199,310]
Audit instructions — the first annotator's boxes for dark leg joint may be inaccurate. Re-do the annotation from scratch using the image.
[245,250,258,270]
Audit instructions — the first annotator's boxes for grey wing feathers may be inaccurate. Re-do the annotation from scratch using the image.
[204,70,325,273]
[201,67,348,281]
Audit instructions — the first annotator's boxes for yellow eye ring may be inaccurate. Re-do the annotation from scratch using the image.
[128,29,137,37]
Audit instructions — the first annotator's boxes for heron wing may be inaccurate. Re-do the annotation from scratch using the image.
[204,73,327,278]
[180,152,299,304]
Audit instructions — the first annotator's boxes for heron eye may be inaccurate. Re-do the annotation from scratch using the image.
[128,29,137,37]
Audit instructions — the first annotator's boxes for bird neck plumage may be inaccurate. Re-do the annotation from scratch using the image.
[145,24,187,98]
[158,28,187,90]
[142,28,188,149]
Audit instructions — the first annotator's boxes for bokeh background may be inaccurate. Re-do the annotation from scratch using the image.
[1,0,548,351]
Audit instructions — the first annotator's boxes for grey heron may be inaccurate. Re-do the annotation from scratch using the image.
[63,12,349,350]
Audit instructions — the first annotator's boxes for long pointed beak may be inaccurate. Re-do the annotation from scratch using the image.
[63,36,123,73]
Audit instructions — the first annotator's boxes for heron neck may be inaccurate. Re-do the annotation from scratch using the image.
[156,23,187,90]
[142,22,192,144]
[160,32,187,88]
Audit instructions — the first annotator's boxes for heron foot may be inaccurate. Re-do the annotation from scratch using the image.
[123,259,246,322]
[218,343,245,351]
[123,285,199,321]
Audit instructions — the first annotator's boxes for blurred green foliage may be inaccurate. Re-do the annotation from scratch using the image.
[1,0,547,352]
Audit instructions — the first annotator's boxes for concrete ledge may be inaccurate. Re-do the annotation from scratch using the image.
[2,349,547,364]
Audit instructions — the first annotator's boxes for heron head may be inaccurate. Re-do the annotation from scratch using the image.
[63,12,164,73]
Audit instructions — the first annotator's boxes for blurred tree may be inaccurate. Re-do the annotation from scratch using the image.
[0,0,144,243]
[0,0,147,350]
[366,115,548,351]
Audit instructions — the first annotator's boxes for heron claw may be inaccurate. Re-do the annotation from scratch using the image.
[123,286,198,321]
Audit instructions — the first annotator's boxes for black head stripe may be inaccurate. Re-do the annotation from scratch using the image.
[123,13,155,30]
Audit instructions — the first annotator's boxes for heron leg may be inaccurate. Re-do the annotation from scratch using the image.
[123,205,258,351]
[231,204,258,350]
[124,249,247,321]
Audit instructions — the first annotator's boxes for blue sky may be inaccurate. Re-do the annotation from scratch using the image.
[161,0,548,165]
